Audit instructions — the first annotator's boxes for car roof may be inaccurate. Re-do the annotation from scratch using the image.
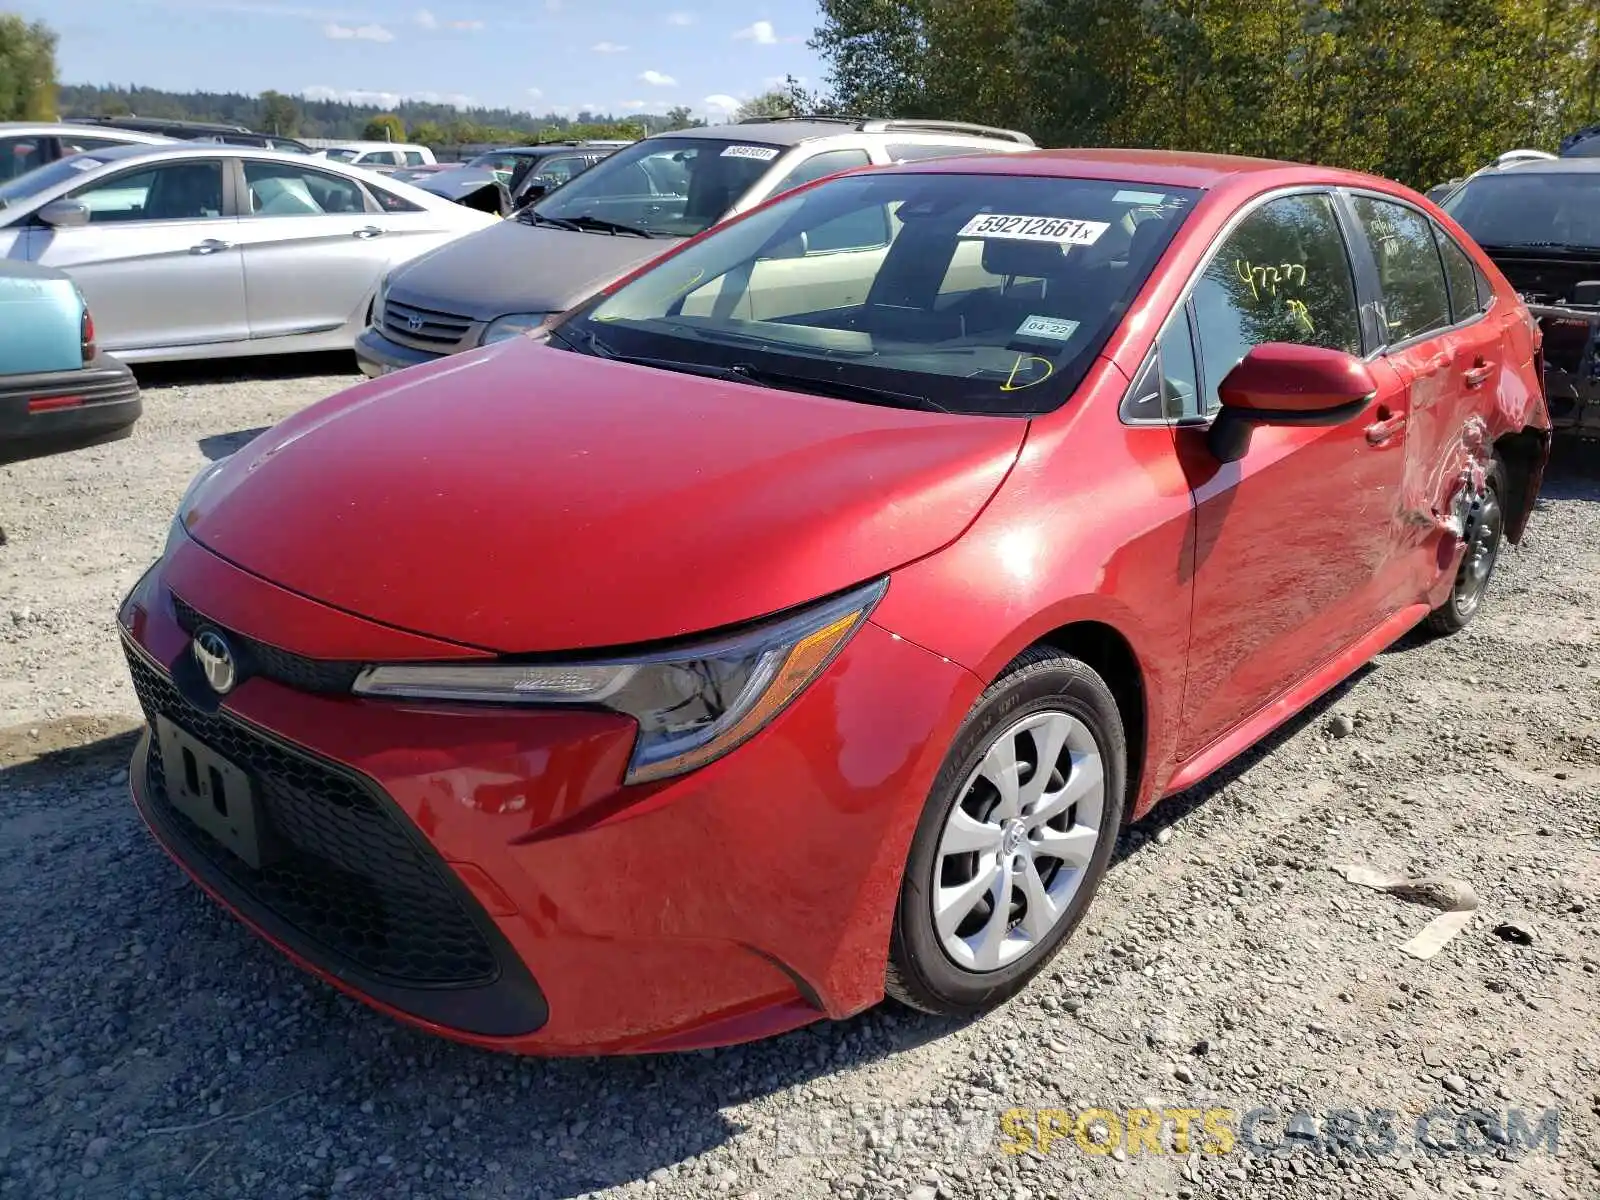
[0,122,172,142]
[879,147,1412,194]
[644,118,1032,149]
[1467,157,1600,176]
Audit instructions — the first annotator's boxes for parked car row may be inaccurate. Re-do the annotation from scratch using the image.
[116,142,1552,1054]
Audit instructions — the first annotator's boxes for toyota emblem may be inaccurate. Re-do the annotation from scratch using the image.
[406,314,426,333]
[192,629,237,695]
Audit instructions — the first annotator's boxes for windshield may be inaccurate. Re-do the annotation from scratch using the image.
[0,153,114,209]
[323,149,361,163]
[530,136,785,237]
[1444,172,1600,249]
[557,172,1200,415]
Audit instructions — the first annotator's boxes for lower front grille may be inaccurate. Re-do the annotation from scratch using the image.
[123,638,548,1036]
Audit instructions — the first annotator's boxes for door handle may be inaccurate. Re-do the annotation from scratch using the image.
[1463,359,1495,388]
[352,226,386,239]
[189,239,234,255]
[1365,406,1408,445]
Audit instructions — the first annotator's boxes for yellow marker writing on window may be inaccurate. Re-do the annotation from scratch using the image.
[1000,355,1055,392]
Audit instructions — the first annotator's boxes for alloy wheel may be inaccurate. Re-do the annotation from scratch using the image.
[932,710,1105,972]
[1453,485,1504,618]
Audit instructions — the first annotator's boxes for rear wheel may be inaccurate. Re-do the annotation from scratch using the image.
[1425,460,1506,635]
[886,647,1126,1016]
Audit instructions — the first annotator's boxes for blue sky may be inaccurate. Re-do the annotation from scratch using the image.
[21,0,828,120]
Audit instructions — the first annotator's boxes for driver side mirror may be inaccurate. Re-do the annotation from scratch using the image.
[37,199,91,229]
[1206,343,1376,464]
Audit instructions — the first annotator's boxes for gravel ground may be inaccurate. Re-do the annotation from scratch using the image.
[0,361,1596,1200]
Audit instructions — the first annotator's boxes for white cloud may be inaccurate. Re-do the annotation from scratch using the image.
[733,20,776,44]
[413,7,436,28]
[665,11,694,24]
[527,86,544,99]
[639,70,675,87]
[449,18,484,29]
[579,100,599,112]
[591,40,627,53]
[301,84,475,108]
[702,93,741,115]
[323,21,395,41]
[619,100,649,110]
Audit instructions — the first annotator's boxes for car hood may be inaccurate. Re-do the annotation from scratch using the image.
[183,340,1027,653]
[387,219,681,321]
[414,166,499,200]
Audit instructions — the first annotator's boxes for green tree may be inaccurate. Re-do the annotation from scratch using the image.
[812,0,1600,189]
[734,89,799,121]
[409,119,447,145]
[0,14,58,121]
[664,104,700,130]
[259,89,299,136]
[361,112,406,142]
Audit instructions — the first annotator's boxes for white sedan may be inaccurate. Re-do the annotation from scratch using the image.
[0,143,497,362]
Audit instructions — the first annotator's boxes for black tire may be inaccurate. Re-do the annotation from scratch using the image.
[1424,459,1507,636]
[886,646,1127,1016]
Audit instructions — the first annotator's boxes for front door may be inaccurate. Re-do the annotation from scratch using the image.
[34,158,247,352]
[1174,190,1409,761]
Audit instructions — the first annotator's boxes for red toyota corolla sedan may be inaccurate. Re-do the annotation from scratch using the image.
[118,149,1551,1055]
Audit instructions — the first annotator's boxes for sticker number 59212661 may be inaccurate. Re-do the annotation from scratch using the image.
[956,214,1110,245]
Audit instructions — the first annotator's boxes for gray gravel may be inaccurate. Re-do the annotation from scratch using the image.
[1,363,1597,1200]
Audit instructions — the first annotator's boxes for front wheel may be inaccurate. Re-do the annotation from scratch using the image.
[886,647,1126,1016]
[1425,460,1506,636]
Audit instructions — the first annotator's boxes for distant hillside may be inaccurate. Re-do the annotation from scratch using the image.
[55,84,677,141]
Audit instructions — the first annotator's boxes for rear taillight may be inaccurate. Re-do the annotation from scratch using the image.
[81,309,96,364]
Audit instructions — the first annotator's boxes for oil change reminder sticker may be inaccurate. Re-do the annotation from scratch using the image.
[1015,315,1080,343]
[721,145,780,161]
[1113,189,1166,205]
[957,214,1109,245]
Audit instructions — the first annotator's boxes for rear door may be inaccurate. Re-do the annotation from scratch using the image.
[1344,193,1495,593]
[32,157,248,352]
[233,158,391,339]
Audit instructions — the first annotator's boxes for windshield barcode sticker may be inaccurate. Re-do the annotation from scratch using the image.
[957,214,1109,245]
[721,145,780,161]
[1016,315,1080,342]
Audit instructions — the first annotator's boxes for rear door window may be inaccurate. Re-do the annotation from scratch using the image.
[0,136,45,183]
[1352,196,1451,344]
[1434,225,1485,323]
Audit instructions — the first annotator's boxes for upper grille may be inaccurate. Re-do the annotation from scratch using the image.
[381,298,475,351]
[125,644,499,988]
[170,593,362,696]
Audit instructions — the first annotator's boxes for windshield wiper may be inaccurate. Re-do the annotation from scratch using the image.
[566,214,657,239]
[520,211,581,230]
[580,348,947,411]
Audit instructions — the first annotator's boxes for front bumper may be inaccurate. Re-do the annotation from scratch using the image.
[1531,303,1600,436]
[0,352,141,452]
[118,537,983,1054]
[354,326,451,379]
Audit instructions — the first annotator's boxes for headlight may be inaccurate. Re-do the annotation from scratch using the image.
[482,313,554,345]
[166,457,229,556]
[372,273,391,326]
[353,578,888,783]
